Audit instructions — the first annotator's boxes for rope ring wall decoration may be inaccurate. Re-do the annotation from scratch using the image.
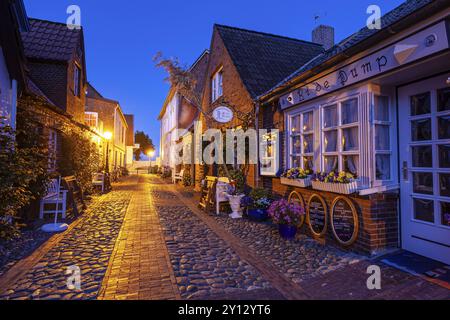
[330,196,359,246]
[306,194,328,238]
[288,191,305,228]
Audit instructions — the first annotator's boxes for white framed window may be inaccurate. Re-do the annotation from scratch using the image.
[373,95,392,182]
[85,112,98,128]
[260,130,280,176]
[211,69,223,102]
[288,109,315,171]
[74,64,81,97]
[48,129,58,172]
[321,97,360,176]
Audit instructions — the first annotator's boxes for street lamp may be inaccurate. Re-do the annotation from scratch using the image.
[104,131,112,190]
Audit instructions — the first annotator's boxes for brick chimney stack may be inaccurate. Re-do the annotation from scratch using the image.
[312,25,335,50]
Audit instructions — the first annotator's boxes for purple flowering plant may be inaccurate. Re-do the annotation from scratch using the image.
[268,199,305,226]
[282,167,311,180]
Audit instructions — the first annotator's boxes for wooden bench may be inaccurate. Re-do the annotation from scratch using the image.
[135,167,149,174]
[172,169,184,184]
[62,176,86,216]
[39,178,68,219]
[198,176,230,214]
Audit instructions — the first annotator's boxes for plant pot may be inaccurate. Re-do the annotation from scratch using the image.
[247,208,269,221]
[228,194,244,219]
[278,224,298,240]
[280,177,311,188]
[311,180,358,194]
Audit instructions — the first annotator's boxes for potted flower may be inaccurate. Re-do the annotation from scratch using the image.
[226,181,245,219]
[242,188,272,221]
[280,168,312,188]
[311,171,358,194]
[268,199,305,240]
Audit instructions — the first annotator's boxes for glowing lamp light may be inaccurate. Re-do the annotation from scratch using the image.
[103,131,112,140]
[148,150,155,158]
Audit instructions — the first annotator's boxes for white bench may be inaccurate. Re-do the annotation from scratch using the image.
[39,178,68,220]
[215,177,230,215]
[173,169,184,184]
[92,173,105,193]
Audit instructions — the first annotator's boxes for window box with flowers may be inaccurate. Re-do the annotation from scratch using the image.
[311,171,359,195]
[280,168,312,188]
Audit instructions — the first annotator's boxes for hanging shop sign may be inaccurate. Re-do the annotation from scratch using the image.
[288,191,305,228]
[307,194,328,238]
[212,106,233,123]
[280,20,450,109]
[330,196,359,246]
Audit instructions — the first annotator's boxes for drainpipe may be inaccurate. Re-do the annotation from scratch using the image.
[255,101,260,188]
[11,79,17,130]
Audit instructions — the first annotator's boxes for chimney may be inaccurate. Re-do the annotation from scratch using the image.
[312,25,335,50]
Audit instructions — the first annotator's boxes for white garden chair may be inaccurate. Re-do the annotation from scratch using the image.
[39,177,68,220]
[92,172,105,193]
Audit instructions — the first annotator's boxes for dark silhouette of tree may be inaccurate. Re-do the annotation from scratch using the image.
[134,131,155,161]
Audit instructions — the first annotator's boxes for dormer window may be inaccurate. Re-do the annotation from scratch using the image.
[211,69,223,102]
[74,64,81,97]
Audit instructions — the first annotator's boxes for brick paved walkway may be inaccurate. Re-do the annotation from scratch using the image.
[98,175,180,300]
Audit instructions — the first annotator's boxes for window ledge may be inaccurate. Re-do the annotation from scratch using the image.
[358,184,399,196]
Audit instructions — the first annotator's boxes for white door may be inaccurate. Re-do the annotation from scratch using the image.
[399,74,450,265]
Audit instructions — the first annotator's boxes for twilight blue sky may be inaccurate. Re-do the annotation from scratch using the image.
[24,0,404,154]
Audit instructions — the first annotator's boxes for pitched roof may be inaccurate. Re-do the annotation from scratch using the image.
[215,24,324,99]
[260,0,444,99]
[21,18,82,61]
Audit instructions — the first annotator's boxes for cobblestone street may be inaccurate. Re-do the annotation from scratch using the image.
[0,174,449,300]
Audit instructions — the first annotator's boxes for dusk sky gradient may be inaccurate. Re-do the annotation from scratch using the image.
[24,0,404,155]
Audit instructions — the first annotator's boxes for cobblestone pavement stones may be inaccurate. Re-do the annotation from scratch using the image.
[210,215,362,284]
[0,178,135,300]
[156,204,273,299]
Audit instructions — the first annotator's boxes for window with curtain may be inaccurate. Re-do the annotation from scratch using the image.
[374,95,391,180]
[211,69,223,102]
[260,131,279,176]
[289,110,314,171]
[321,98,359,175]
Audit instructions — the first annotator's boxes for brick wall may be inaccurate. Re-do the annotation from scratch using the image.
[194,27,257,190]
[66,58,86,124]
[28,61,67,111]
[270,178,399,255]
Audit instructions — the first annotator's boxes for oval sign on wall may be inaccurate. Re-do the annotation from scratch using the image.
[212,106,233,123]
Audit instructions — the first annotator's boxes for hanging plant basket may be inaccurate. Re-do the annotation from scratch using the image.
[311,180,358,195]
[280,177,311,188]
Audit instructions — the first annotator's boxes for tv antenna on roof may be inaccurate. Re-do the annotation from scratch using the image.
[314,11,328,25]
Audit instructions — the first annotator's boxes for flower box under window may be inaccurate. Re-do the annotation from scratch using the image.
[311,180,358,195]
[280,177,312,188]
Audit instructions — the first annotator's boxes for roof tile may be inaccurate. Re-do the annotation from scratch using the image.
[21,18,82,61]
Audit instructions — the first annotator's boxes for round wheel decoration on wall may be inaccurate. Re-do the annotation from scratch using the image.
[330,196,359,246]
[288,191,305,228]
[306,194,328,238]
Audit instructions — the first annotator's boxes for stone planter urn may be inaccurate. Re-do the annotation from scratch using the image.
[227,194,245,219]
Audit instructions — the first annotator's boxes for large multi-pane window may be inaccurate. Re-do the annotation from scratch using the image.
[289,110,314,171]
[374,95,392,181]
[321,97,359,175]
